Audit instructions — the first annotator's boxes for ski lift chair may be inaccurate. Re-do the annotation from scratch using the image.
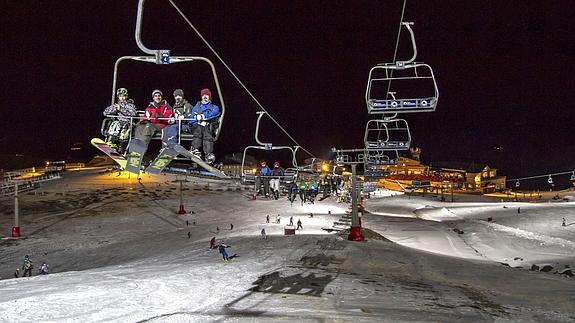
[109,55,226,146]
[365,22,439,114]
[364,118,411,151]
[106,0,226,147]
[241,112,300,185]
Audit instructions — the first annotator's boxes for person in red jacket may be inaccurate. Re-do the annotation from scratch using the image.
[133,89,173,149]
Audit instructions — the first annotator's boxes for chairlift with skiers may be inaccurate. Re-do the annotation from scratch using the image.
[241,112,300,184]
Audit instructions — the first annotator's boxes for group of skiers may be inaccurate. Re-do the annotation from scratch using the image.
[103,87,220,164]
[14,255,49,278]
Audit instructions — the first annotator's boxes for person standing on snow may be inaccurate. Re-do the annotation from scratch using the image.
[210,237,217,249]
[102,87,137,154]
[22,255,33,277]
[218,242,230,262]
[296,219,303,230]
[269,161,285,200]
[189,88,220,164]
[289,216,293,226]
[39,262,49,275]
[261,228,267,239]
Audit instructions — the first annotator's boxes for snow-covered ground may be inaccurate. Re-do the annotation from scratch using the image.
[1,169,574,322]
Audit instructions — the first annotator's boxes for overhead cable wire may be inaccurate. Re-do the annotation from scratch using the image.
[167,0,316,159]
[507,170,575,182]
[385,0,408,101]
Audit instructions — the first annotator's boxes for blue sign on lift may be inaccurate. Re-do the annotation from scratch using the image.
[160,51,170,64]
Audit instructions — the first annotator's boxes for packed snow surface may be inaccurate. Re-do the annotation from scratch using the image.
[1,168,574,322]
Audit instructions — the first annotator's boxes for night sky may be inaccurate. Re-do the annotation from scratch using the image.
[2,1,574,179]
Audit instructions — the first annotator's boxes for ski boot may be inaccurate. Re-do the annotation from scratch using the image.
[205,153,216,165]
[190,148,202,160]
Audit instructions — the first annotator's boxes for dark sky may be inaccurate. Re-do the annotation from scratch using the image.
[1,0,574,178]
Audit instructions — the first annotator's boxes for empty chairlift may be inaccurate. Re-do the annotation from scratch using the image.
[364,118,411,151]
[365,22,439,114]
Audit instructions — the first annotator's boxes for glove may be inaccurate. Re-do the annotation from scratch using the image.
[168,116,176,124]
[195,114,205,121]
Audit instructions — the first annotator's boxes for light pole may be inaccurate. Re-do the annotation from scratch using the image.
[12,182,20,237]
[348,163,365,241]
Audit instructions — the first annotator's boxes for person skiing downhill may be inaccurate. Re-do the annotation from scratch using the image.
[296,219,303,230]
[189,88,220,164]
[218,242,230,262]
[102,87,137,154]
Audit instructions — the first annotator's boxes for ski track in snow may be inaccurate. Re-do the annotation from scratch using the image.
[475,220,575,249]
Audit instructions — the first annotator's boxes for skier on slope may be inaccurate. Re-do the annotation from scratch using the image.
[39,262,49,275]
[22,255,33,277]
[296,219,303,230]
[218,242,230,262]
[102,87,137,154]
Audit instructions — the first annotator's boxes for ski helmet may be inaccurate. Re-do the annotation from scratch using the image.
[116,88,128,96]
[152,89,163,97]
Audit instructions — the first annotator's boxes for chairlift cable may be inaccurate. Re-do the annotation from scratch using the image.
[506,170,575,182]
[385,0,408,101]
[167,0,316,159]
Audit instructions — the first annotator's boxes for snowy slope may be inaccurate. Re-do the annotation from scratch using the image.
[1,169,574,322]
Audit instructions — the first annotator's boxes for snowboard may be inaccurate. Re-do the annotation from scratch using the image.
[172,144,229,179]
[145,146,179,174]
[90,138,127,169]
[125,138,147,174]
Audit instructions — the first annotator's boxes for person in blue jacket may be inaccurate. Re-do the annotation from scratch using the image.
[218,242,230,262]
[189,88,220,164]
[255,160,271,197]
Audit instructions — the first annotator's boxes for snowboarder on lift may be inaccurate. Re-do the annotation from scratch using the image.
[132,89,173,151]
[102,87,137,154]
[189,88,220,164]
[269,161,284,200]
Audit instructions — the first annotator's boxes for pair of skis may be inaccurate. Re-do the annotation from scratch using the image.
[90,138,228,178]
